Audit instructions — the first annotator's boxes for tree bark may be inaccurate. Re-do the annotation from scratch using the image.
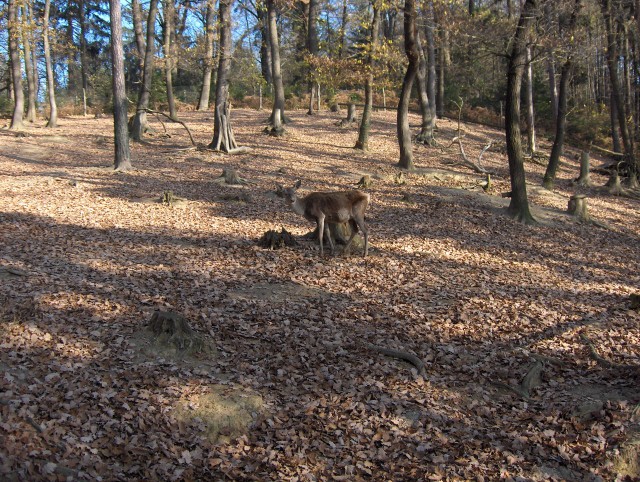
[109,0,132,171]
[524,46,536,154]
[258,0,272,85]
[543,0,581,191]
[131,0,146,74]
[21,5,37,123]
[505,0,537,224]
[197,0,216,110]
[355,2,380,151]
[43,0,58,128]
[397,0,419,170]
[306,0,319,115]
[163,0,177,120]
[130,0,159,141]
[209,0,240,152]
[415,29,435,145]
[267,0,286,130]
[8,0,24,130]
[600,0,635,174]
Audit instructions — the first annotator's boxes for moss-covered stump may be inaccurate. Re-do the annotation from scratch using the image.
[258,228,298,250]
[147,310,206,356]
[568,194,589,221]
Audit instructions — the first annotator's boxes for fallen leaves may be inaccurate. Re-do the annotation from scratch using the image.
[0,109,639,480]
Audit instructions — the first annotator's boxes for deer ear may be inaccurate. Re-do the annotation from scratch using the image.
[294,180,302,189]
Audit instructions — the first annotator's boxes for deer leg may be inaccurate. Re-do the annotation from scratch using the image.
[324,224,335,255]
[354,216,369,257]
[317,214,325,256]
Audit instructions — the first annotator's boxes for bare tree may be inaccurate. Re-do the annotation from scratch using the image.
[355,1,380,151]
[210,0,245,152]
[306,0,319,115]
[504,0,537,224]
[109,0,131,170]
[43,0,58,128]
[197,0,216,110]
[8,0,24,130]
[397,0,419,169]
[267,0,286,135]
[130,0,159,141]
[21,4,37,123]
[543,0,581,191]
[163,0,177,120]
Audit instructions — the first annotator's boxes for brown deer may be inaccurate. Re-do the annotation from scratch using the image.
[278,180,369,257]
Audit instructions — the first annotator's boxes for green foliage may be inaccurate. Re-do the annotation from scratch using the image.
[566,106,611,146]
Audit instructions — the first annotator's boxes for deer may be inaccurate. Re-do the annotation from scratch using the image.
[277,180,369,257]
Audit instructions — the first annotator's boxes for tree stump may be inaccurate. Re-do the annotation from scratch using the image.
[339,103,357,126]
[258,228,298,250]
[575,151,592,187]
[356,175,372,188]
[568,194,589,221]
[147,311,205,354]
[606,170,624,196]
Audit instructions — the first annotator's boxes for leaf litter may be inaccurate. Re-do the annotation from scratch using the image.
[0,109,639,481]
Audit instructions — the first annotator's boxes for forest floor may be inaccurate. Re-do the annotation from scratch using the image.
[1,108,639,481]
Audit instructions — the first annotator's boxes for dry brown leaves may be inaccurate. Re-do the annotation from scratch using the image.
[0,109,639,481]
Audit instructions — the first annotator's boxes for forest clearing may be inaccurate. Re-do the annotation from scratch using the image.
[1,108,639,480]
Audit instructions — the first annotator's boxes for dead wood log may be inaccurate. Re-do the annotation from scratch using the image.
[367,343,427,377]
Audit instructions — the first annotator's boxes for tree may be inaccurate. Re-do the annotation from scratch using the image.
[543,0,582,191]
[21,3,37,123]
[355,1,380,151]
[306,0,319,115]
[130,0,159,141]
[209,0,244,152]
[197,0,216,111]
[266,0,286,135]
[8,0,24,130]
[109,0,131,170]
[163,0,178,120]
[504,0,537,224]
[43,0,58,128]
[397,0,419,170]
[600,0,636,177]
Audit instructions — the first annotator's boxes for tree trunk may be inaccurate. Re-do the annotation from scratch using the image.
[197,0,215,110]
[397,0,419,170]
[425,2,437,123]
[79,0,89,97]
[21,5,37,123]
[525,46,536,154]
[130,0,159,141]
[306,0,319,115]
[505,0,537,224]
[109,0,132,171]
[575,151,592,186]
[415,30,435,145]
[131,0,146,75]
[600,0,635,174]
[436,21,448,117]
[543,0,581,191]
[338,0,348,58]
[355,2,380,151]
[164,0,177,120]
[8,0,24,130]
[43,0,58,128]
[258,1,272,85]
[209,0,239,152]
[543,59,571,190]
[267,0,286,130]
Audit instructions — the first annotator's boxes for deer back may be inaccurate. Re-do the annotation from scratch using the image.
[300,191,369,223]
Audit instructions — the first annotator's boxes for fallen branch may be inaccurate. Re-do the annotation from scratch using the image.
[580,334,638,371]
[143,108,196,147]
[366,343,427,378]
